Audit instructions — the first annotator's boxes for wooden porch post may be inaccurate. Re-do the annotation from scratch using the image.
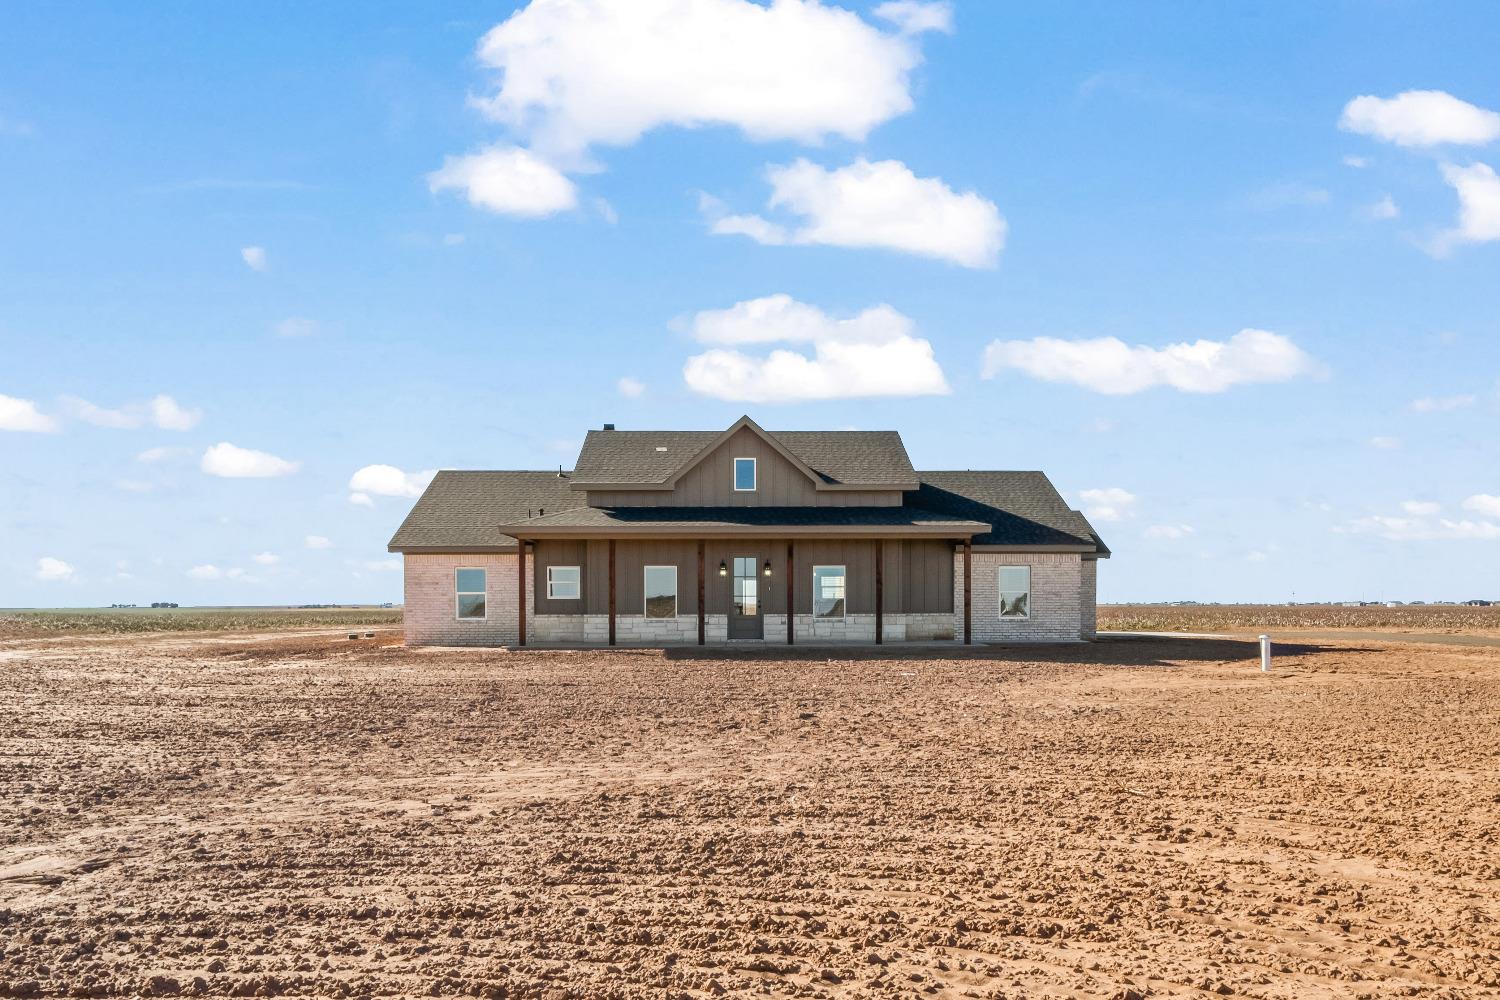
[607,539,616,646]
[517,539,526,647]
[875,539,884,645]
[697,540,706,645]
[962,539,972,645]
[786,540,795,646]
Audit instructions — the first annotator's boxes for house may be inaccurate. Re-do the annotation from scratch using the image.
[388,416,1109,646]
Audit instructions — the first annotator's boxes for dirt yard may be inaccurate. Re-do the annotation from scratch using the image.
[3,627,1499,999]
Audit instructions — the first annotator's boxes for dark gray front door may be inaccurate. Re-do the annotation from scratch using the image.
[729,556,763,639]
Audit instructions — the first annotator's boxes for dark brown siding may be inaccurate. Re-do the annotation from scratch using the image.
[584,426,902,507]
[612,540,701,615]
[901,539,954,613]
[702,541,785,615]
[791,540,879,615]
[532,540,588,615]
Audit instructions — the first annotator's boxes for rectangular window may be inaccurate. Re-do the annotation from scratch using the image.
[813,565,846,619]
[733,456,757,492]
[644,565,677,619]
[732,556,758,616]
[547,565,580,600]
[455,567,486,620]
[999,565,1030,619]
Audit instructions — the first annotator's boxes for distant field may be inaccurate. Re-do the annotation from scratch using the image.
[1101,602,1500,635]
[0,606,403,640]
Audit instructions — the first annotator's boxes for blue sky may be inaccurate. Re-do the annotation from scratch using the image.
[3,0,1498,607]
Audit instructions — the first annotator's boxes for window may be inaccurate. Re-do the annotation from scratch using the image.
[644,565,677,619]
[455,567,486,620]
[547,565,580,600]
[733,456,756,492]
[999,565,1030,619]
[732,557,758,616]
[813,565,846,619]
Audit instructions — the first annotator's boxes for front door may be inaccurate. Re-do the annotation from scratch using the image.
[728,556,763,639]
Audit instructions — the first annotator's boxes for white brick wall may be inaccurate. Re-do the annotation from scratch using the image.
[954,551,1084,643]
[904,612,954,641]
[1080,558,1098,639]
[795,613,877,642]
[403,552,532,647]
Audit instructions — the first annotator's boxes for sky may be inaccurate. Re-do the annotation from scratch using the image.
[3,0,1499,607]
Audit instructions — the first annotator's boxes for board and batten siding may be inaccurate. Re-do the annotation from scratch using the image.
[583,426,902,508]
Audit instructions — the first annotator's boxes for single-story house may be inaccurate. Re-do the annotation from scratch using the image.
[388,416,1109,646]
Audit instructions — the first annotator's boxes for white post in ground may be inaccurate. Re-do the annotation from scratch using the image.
[1259,634,1271,672]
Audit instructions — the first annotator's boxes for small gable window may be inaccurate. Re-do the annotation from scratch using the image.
[733,457,757,492]
[455,568,486,620]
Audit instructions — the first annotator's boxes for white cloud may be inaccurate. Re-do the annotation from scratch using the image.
[1410,393,1476,413]
[707,158,1005,268]
[1401,500,1441,516]
[1078,487,1137,523]
[0,394,59,432]
[617,376,645,398]
[1433,161,1500,253]
[348,464,436,498]
[1340,513,1500,541]
[305,535,333,550]
[1144,524,1195,540]
[251,552,280,566]
[35,557,75,582]
[241,246,267,271]
[873,0,953,35]
[349,492,374,507]
[59,393,200,431]
[1370,435,1401,450]
[470,0,943,164]
[1342,155,1369,169]
[1463,494,1500,518]
[982,329,1319,395]
[682,293,950,402]
[1339,90,1500,147]
[187,564,222,580]
[427,145,579,218]
[1365,194,1399,220]
[201,442,300,478]
[274,317,320,338]
[137,445,188,463]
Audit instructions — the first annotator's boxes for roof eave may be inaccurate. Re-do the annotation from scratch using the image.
[497,522,989,539]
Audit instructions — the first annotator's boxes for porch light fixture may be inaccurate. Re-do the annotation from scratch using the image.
[718,560,728,577]
[763,560,772,577]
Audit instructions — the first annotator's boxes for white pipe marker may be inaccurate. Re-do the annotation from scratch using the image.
[1259,634,1271,672]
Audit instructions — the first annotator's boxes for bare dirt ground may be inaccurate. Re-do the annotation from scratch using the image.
[4,627,1499,999]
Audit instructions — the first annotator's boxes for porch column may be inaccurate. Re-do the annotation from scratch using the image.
[962,538,972,645]
[517,539,526,647]
[697,540,706,645]
[607,539,616,646]
[786,540,795,646]
[875,538,884,645]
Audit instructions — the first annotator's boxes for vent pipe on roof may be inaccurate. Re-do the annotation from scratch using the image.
[602,423,615,430]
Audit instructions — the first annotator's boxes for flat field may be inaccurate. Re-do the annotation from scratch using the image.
[3,619,1499,998]
[1100,603,1500,637]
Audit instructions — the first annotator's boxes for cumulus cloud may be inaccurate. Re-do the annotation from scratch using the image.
[187,564,223,580]
[427,146,579,218]
[1078,487,1137,523]
[705,158,1005,268]
[1,393,59,432]
[617,376,645,398]
[1365,194,1399,220]
[201,442,300,478]
[36,557,75,582]
[1464,494,1500,518]
[251,552,280,566]
[305,535,333,550]
[469,0,945,164]
[982,329,1319,395]
[1144,524,1195,540]
[60,394,201,431]
[349,492,374,507]
[874,0,953,34]
[1340,514,1500,541]
[1410,393,1476,413]
[241,246,267,271]
[1432,161,1500,254]
[682,293,950,402]
[1401,500,1441,516]
[1339,90,1500,147]
[348,464,436,498]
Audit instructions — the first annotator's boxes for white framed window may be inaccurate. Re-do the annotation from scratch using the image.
[813,565,846,619]
[733,456,757,492]
[999,565,1030,619]
[644,565,677,619]
[455,567,486,620]
[547,565,580,600]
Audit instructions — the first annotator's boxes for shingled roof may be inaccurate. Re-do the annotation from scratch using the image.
[910,471,1109,554]
[386,471,583,552]
[496,504,988,538]
[570,418,917,488]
